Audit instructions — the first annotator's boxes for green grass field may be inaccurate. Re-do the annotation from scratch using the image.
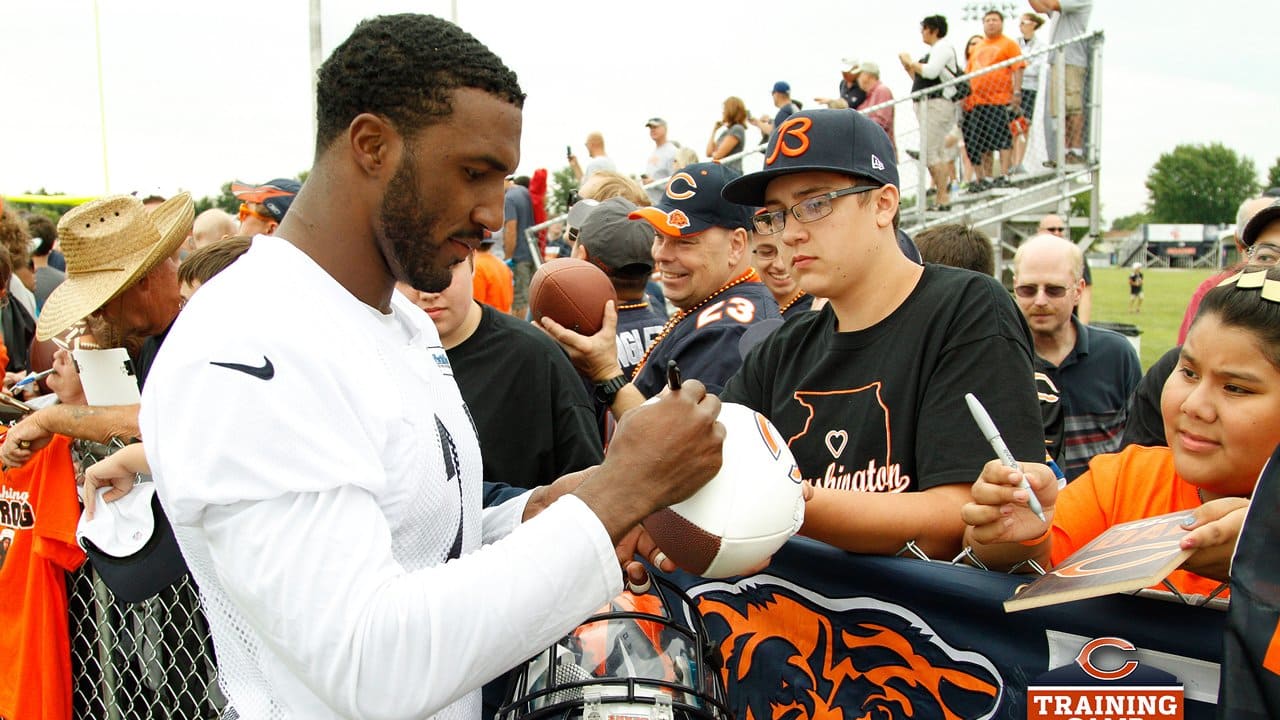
[1087,266,1219,371]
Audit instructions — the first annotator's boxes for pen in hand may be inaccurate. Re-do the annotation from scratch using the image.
[964,393,1047,523]
[666,360,682,391]
[12,368,54,390]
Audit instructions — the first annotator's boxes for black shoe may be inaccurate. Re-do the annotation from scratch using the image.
[966,179,990,193]
[935,203,951,211]
[992,176,1011,188]
[1042,160,1058,169]
[926,187,937,197]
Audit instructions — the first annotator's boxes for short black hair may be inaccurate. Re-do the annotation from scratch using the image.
[921,14,948,37]
[22,213,58,257]
[983,9,1004,20]
[315,14,525,154]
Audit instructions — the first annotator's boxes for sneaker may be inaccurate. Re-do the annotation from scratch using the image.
[1042,160,1058,169]
[1009,164,1027,175]
[926,187,937,197]
[934,203,951,212]
[965,179,990,193]
[991,176,1011,188]
[1065,151,1086,164]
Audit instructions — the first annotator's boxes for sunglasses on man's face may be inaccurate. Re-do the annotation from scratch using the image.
[239,203,274,224]
[1014,284,1070,299]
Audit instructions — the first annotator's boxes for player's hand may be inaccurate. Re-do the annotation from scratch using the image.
[576,380,724,543]
[523,467,595,522]
[538,300,623,382]
[961,459,1058,544]
[0,412,53,469]
[1179,496,1250,582]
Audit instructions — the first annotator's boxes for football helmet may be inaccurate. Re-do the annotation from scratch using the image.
[498,576,729,720]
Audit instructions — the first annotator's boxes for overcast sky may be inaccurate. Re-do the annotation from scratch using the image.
[2,0,1277,223]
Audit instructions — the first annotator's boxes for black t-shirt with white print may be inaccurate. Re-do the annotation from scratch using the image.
[722,264,1044,493]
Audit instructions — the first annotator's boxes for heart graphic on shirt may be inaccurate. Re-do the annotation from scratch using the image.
[824,430,849,459]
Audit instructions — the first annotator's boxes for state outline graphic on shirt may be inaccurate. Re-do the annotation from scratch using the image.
[787,383,911,494]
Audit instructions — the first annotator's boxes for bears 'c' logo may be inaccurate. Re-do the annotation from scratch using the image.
[765,117,813,166]
[665,172,698,200]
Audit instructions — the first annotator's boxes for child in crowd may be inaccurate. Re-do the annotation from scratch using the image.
[962,265,1280,596]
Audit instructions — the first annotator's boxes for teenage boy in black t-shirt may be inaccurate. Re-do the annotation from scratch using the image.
[718,109,1044,558]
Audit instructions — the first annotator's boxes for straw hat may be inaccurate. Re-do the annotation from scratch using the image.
[37,193,194,341]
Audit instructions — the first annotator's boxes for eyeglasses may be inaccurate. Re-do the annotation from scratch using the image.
[752,245,780,261]
[752,185,880,235]
[1248,243,1280,266]
[238,203,275,224]
[1014,284,1070,299]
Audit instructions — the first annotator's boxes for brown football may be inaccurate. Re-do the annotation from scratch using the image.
[528,258,617,336]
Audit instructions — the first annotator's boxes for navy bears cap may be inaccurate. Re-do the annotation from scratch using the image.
[231,178,302,222]
[721,109,898,207]
[629,162,754,237]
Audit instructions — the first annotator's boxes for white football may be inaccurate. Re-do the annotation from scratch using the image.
[642,402,805,578]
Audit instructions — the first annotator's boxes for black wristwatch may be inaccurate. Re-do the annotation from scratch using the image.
[594,375,629,405]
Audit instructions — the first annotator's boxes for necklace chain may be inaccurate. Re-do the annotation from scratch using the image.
[631,268,759,380]
[779,290,808,315]
[615,299,649,312]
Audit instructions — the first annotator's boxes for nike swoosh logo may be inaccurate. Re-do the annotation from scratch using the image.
[210,356,275,380]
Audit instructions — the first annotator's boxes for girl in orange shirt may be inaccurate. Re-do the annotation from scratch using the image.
[961,265,1277,595]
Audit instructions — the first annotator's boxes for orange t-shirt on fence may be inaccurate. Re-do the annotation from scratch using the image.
[0,433,84,720]
[965,35,1025,110]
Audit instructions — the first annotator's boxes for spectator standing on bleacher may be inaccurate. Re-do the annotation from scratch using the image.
[1032,0,1092,164]
[852,62,895,152]
[750,81,799,140]
[962,10,1025,191]
[1009,13,1046,175]
[816,57,867,110]
[899,14,960,211]
[1013,234,1140,480]
[569,131,616,182]
[641,117,679,191]
[707,97,749,175]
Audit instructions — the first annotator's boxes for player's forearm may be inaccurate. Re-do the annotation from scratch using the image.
[35,403,140,444]
[799,484,971,558]
[208,487,618,718]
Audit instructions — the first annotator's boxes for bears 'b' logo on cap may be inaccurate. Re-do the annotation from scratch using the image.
[665,172,698,200]
[766,117,813,166]
[666,209,691,229]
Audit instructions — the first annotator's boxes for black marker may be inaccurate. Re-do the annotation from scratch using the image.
[667,360,683,391]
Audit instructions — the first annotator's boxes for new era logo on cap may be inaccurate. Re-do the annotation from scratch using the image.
[629,163,753,237]
[722,109,898,207]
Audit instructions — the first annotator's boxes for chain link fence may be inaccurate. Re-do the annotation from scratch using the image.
[68,565,223,719]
